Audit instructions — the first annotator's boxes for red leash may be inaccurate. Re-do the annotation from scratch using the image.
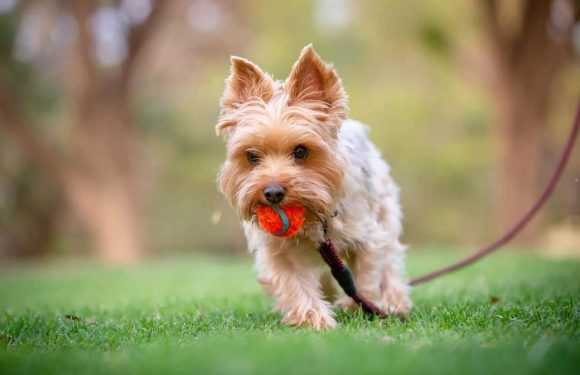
[319,238,389,317]
[410,100,580,286]
[320,100,580,316]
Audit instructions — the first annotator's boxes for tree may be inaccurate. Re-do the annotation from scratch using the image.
[0,0,168,262]
[480,0,578,242]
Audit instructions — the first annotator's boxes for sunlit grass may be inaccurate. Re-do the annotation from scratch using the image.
[0,250,578,374]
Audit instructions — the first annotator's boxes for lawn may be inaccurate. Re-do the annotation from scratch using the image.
[0,249,578,374]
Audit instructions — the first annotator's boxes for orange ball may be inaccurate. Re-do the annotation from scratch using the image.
[255,205,305,237]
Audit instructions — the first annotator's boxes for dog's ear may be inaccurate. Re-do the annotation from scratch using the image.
[217,56,275,134]
[284,44,348,125]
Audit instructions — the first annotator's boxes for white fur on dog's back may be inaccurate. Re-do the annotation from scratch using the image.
[331,119,404,250]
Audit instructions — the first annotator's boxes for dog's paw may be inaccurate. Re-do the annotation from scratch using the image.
[335,296,359,312]
[282,308,337,330]
[382,285,412,315]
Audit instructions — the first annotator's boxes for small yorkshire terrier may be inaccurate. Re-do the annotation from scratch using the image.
[216,45,411,329]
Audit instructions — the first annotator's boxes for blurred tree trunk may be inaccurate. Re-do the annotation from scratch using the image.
[61,1,145,262]
[0,0,167,262]
[64,79,143,263]
[481,0,575,243]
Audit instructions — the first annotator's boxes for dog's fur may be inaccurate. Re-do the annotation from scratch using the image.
[216,45,411,329]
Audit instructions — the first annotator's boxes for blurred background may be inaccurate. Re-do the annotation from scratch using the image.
[0,0,578,264]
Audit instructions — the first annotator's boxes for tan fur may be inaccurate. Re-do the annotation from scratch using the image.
[216,45,411,329]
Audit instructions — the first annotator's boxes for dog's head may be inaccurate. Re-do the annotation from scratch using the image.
[216,45,348,228]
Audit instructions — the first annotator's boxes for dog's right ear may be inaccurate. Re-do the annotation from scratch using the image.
[216,56,275,135]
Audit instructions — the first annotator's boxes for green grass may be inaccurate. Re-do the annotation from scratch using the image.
[0,250,579,374]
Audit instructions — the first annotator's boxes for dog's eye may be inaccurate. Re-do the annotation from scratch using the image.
[246,150,260,165]
[293,145,308,161]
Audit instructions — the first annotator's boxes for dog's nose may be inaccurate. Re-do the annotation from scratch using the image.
[263,184,285,204]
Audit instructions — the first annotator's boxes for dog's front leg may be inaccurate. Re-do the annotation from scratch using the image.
[255,248,336,330]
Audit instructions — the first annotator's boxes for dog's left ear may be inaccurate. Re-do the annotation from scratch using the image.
[284,44,348,126]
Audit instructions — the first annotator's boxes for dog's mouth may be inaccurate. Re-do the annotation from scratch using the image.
[253,204,306,238]
[242,190,331,229]
[250,202,330,231]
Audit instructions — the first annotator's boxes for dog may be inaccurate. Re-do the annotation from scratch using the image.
[216,45,411,329]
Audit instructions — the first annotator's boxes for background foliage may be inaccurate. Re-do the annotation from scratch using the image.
[0,0,578,259]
